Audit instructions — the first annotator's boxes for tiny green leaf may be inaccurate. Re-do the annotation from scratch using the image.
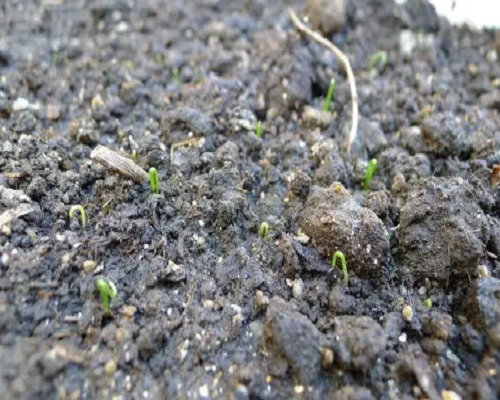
[256,121,262,138]
[322,78,336,112]
[369,51,387,72]
[332,251,348,285]
[259,222,269,239]
[424,298,432,308]
[363,159,378,190]
[172,68,180,86]
[95,278,118,313]
[149,168,160,194]
[69,205,87,228]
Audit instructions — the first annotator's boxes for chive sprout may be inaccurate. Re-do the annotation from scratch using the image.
[322,78,336,112]
[332,251,348,285]
[69,205,87,228]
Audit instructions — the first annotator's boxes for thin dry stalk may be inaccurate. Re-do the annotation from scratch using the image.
[90,146,149,183]
[288,8,358,153]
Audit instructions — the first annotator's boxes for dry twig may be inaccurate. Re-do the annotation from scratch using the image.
[288,8,358,152]
[90,146,149,183]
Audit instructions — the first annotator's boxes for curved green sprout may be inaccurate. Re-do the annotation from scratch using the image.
[149,168,160,194]
[256,121,263,138]
[364,159,378,190]
[332,251,348,285]
[322,78,336,112]
[69,205,87,228]
[369,51,387,72]
[172,68,180,86]
[95,278,117,313]
[259,222,269,239]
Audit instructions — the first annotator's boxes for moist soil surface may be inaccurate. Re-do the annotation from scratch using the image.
[1,0,500,399]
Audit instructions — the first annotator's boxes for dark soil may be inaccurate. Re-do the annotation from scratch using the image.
[1,0,500,399]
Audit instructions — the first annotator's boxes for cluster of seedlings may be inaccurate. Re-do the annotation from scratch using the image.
[66,12,391,314]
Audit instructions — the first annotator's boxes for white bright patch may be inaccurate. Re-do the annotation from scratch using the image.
[397,0,500,29]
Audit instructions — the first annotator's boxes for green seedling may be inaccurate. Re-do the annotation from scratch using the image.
[132,150,138,163]
[322,78,336,112]
[95,278,117,313]
[149,167,160,194]
[332,251,348,285]
[369,51,387,72]
[424,298,432,308]
[363,159,378,190]
[259,222,269,239]
[172,67,180,86]
[155,53,164,68]
[69,205,87,228]
[256,121,263,138]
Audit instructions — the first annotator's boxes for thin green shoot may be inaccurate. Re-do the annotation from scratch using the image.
[132,150,138,164]
[322,78,336,112]
[369,51,387,72]
[69,205,87,228]
[256,121,262,138]
[95,278,117,313]
[363,159,377,190]
[332,251,348,285]
[149,168,160,194]
[259,222,269,239]
[155,53,164,68]
[172,68,180,86]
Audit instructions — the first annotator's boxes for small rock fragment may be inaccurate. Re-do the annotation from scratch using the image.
[265,297,324,384]
[333,316,386,370]
[441,390,462,400]
[397,178,489,281]
[104,360,117,376]
[305,0,346,36]
[402,305,414,322]
[83,260,97,274]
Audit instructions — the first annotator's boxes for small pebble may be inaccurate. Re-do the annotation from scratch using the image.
[294,385,305,395]
[292,278,303,299]
[402,305,414,322]
[478,264,490,278]
[321,347,334,369]
[199,384,209,398]
[122,305,137,318]
[83,260,97,274]
[12,97,30,111]
[104,360,117,376]
[441,390,462,400]
[255,290,269,308]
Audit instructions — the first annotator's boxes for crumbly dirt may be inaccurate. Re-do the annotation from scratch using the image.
[1,0,500,399]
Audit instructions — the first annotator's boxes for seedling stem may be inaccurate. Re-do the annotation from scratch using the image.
[259,222,269,239]
[322,78,336,112]
[149,168,160,194]
[69,205,87,228]
[364,159,377,190]
[95,278,117,313]
[332,251,348,285]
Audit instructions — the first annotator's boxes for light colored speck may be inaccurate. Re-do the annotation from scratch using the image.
[294,385,304,394]
[199,220,204,227]
[399,333,407,343]
[13,97,30,111]
[199,384,209,398]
